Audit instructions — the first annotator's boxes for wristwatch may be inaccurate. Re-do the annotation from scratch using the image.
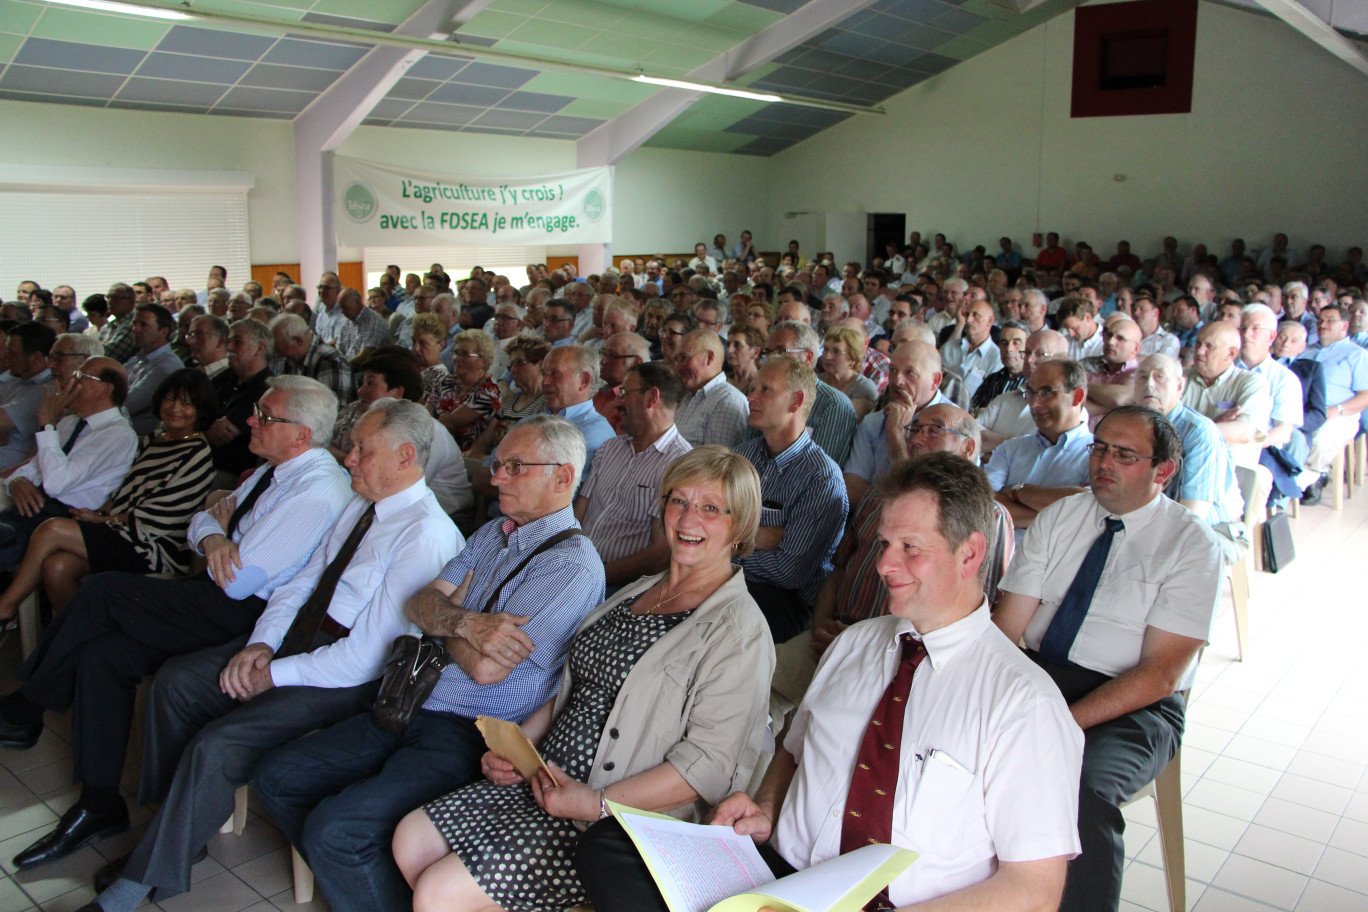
[598,788,611,820]
[1008,482,1026,498]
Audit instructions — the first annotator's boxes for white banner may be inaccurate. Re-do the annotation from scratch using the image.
[334,156,611,247]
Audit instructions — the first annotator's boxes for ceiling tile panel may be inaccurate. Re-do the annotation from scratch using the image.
[239,62,339,92]
[29,7,168,49]
[460,10,531,41]
[0,3,41,36]
[864,42,927,66]
[833,55,899,82]
[216,84,316,112]
[930,8,987,31]
[0,64,126,97]
[496,90,572,113]
[399,101,484,125]
[387,76,442,100]
[156,25,275,61]
[299,13,394,33]
[889,23,955,49]
[262,37,368,69]
[115,76,228,105]
[0,33,20,64]
[874,0,954,23]
[135,51,251,84]
[427,81,510,106]
[15,37,145,74]
[108,99,211,114]
[404,54,472,81]
[536,114,605,134]
[310,0,427,24]
[468,108,546,129]
[452,61,538,88]
[366,97,416,120]
[736,0,808,13]
[0,88,106,107]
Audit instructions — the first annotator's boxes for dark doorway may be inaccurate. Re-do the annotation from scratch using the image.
[868,213,906,268]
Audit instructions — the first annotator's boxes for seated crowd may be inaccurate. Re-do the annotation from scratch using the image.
[0,228,1360,912]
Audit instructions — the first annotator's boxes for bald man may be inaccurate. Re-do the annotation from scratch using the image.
[672,330,750,448]
[939,299,1002,402]
[1082,315,1143,425]
[978,329,1071,454]
[842,341,947,505]
[1182,321,1272,468]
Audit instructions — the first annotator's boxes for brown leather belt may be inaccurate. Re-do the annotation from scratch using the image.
[318,615,351,639]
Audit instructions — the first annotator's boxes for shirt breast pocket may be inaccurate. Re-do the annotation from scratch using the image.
[904,751,990,860]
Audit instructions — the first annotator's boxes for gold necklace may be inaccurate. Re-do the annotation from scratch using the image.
[647,567,727,615]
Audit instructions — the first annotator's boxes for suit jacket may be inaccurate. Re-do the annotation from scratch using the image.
[1285,358,1327,437]
[212,368,272,475]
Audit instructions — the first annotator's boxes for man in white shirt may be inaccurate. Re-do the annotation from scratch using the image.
[0,356,137,567]
[1134,296,1180,359]
[0,376,352,871]
[1058,295,1104,361]
[577,452,1082,912]
[994,405,1223,912]
[939,298,1002,402]
[87,399,460,912]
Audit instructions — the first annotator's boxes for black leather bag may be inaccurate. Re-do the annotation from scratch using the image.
[371,635,451,733]
[1261,512,1295,573]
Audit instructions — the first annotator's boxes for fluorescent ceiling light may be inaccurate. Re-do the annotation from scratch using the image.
[631,74,781,103]
[43,0,191,21]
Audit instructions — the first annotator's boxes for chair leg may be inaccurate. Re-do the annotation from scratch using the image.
[1355,436,1367,488]
[1289,495,1299,519]
[292,847,315,904]
[18,592,40,660]
[1229,557,1250,662]
[1332,450,1346,510]
[1153,752,1186,912]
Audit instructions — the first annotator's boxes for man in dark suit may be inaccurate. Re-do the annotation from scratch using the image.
[1271,321,1329,502]
[206,318,274,483]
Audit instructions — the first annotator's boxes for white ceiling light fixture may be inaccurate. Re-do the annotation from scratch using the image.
[631,74,782,103]
[42,0,191,21]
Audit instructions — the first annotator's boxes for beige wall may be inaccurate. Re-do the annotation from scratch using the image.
[765,1,1368,266]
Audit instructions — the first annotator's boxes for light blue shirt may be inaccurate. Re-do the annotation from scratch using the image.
[187,447,353,601]
[985,421,1093,491]
[1297,337,1368,407]
[123,344,185,435]
[1237,356,1304,428]
[0,367,52,470]
[1165,404,1244,525]
[842,391,950,482]
[558,399,615,475]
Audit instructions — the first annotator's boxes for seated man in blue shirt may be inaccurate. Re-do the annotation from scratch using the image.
[1296,304,1368,494]
[735,356,847,642]
[986,359,1093,538]
[1134,354,1249,563]
[251,415,605,912]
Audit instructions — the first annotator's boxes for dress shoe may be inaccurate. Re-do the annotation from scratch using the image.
[13,802,129,870]
[0,714,41,750]
[1301,474,1328,506]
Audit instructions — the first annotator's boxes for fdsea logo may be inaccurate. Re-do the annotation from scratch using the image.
[343,183,377,223]
[583,189,605,223]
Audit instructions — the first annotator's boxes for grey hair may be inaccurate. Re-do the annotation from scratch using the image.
[497,302,527,320]
[892,318,935,345]
[1241,302,1278,326]
[57,333,103,358]
[999,319,1030,336]
[433,293,459,316]
[557,344,601,389]
[269,312,311,343]
[1022,288,1050,310]
[822,294,850,316]
[231,317,275,358]
[207,288,231,305]
[365,398,434,466]
[944,277,968,293]
[193,314,230,340]
[266,375,338,448]
[1282,281,1308,298]
[520,414,588,496]
[773,319,821,353]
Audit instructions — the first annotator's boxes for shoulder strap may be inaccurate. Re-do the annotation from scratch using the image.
[479,528,587,614]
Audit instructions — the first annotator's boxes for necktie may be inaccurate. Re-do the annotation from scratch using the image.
[226,466,275,539]
[841,633,926,909]
[61,418,88,456]
[1037,516,1125,664]
[276,503,376,658]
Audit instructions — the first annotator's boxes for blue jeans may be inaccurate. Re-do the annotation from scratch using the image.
[252,710,486,912]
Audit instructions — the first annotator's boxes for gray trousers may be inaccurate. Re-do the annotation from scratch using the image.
[123,636,377,899]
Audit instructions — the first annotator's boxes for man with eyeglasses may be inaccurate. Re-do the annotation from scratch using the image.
[669,284,697,316]
[843,341,949,506]
[251,415,603,912]
[772,403,1015,724]
[1293,302,1368,500]
[51,285,89,334]
[0,376,352,871]
[986,359,1093,537]
[0,355,136,566]
[593,332,649,434]
[542,300,578,348]
[99,284,139,364]
[1133,355,1248,562]
[311,272,345,350]
[44,333,101,385]
[1081,315,1144,427]
[995,405,1223,912]
[576,362,691,587]
[188,314,230,384]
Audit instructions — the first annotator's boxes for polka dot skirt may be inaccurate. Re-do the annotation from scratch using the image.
[424,597,691,912]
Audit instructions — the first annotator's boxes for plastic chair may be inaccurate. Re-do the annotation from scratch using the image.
[1122,749,1185,912]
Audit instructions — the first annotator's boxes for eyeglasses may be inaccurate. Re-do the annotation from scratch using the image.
[454,350,486,360]
[602,351,640,361]
[1086,442,1156,465]
[490,458,565,476]
[1022,386,1069,400]
[508,358,531,368]
[760,346,804,359]
[661,328,687,338]
[545,315,573,324]
[904,422,970,441]
[663,495,730,517]
[48,350,81,360]
[252,402,298,425]
[618,385,647,397]
[72,370,109,383]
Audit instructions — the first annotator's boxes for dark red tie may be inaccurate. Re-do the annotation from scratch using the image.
[840,633,926,908]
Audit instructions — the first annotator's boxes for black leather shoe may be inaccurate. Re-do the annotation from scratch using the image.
[1301,474,1328,506]
[0,714,41,750]
[13,802,129,870]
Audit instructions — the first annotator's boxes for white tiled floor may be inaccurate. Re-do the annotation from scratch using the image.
[0,492,1366,911]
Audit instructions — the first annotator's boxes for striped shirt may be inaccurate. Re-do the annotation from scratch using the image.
[107,435,217,575]
[281,338,353,405]
[186,447,353,601]
[735,432,847,605]
[675,371,750,449]
[423,506,605,722]
[578,425,692,565]
[834,488,1016,625]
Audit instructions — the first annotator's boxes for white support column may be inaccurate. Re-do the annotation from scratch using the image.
[576,0,881,168]
[1252,0,1368,78]
[294,0,494,283]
